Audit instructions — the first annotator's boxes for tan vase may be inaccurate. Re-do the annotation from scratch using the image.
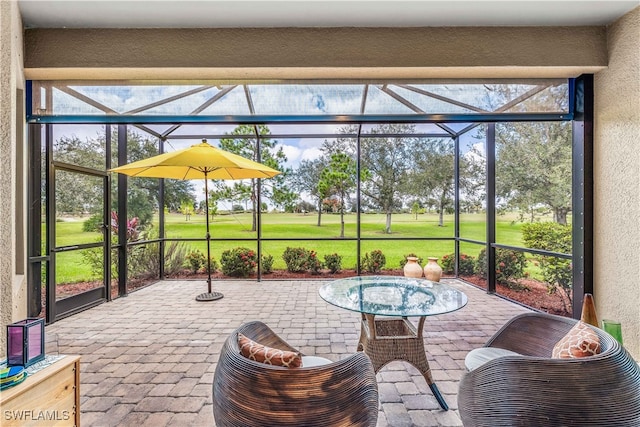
[423,257,442,282]
[403,256,423,278]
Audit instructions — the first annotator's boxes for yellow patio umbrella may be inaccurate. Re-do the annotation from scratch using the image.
[110,139,281,301]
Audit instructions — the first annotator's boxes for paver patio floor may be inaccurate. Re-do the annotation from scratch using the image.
[46,279,529,427]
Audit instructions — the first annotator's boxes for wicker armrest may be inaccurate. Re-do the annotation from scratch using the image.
[484,312,576,357]
[213,321,379,427]
[459,313,640,427]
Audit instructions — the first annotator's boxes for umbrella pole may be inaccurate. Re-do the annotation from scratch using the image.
[196,172,223,301]
[205,175,212,292]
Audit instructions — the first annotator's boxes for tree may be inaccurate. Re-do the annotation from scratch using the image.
[494,85,572,225]
[358,124,415,234]
[216,125,294,231]
[410,201,421,219]
[458,141,487,214]
[496,121,572,224]
[408,139,455,227]
[318,152,357,238]
[121,132,195,217]
[179,200,194,220]
[53,135,105,216]
[54,130,163,230]
[327,124,414,233]
[291,158,327,226]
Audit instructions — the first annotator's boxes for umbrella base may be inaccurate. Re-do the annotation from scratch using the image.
[195,292,224,302]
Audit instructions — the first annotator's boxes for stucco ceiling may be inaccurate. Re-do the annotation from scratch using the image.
[18,0,640,29]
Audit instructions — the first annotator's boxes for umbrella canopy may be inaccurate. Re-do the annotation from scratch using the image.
[109,141,281,180]
[110,140,281,301]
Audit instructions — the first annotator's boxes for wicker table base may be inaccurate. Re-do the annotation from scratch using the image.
[358,314,449,410]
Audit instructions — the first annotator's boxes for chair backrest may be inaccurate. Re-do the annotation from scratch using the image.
[212,321,379,427]
[459,312,640,426]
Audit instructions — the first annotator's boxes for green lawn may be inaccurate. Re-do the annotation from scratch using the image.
[53,211,539,283]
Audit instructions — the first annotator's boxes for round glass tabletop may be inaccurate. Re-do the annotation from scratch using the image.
[319,276,468,317]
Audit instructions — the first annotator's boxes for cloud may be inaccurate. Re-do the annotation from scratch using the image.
[300,147,323,161]
[279,144,302,165]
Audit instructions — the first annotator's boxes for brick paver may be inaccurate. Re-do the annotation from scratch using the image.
[46,279,528,426]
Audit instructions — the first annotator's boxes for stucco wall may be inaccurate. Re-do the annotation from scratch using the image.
[0,0,26,359]
[24,26,607,80]
[594,7,640,360]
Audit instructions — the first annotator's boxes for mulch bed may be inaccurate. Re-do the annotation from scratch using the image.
[460,275,572,317]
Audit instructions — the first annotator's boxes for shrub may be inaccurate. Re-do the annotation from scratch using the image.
[324,253,343,274]
[82,227,190,281]
[128,239,190,280]
[206,257,219,274]
[522,222,573,307]
[186,250,207,273]
[458,253,476,276]
[282,247,312,273]
[399,253,423,268]
[261,254,274,274]
[361,249,386,273]
[220,247,257,277]
[83,213,103,233]
[165,241,191,276]
[440,253,455,274]
[476,248,526,287]
[521,222,572,253]
[307,250,322,274]
[440,253,475,275]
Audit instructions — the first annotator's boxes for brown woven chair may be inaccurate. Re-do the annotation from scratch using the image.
[458,312,640,426]
[212,321,379,427]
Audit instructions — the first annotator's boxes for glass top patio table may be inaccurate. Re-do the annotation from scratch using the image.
[319,275,468,411]
[319,275,468,317]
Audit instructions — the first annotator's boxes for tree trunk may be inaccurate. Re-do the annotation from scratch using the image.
[555,208,568,225]
[438,192,447,226]
[316,199,322,226]
[339,194,345,238]
[385,211,392,234]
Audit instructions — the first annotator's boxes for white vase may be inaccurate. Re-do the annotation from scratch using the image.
[424,257,442,282]
[403,256,423,278]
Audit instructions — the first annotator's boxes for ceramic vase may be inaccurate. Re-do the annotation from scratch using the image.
[423,257,442,282]
[403,256,423,278]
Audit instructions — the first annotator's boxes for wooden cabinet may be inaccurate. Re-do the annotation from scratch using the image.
[1,355,80,426]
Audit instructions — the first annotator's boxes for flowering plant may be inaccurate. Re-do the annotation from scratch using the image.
[186,250,207,273]
[361,249,386,273]
[476,248,526,286]
[324,253,343,274]
[282,247,311,273]
[220,247,257,277]
[440,253,475,275]
[399,253,423,268]
[261,254,274,274]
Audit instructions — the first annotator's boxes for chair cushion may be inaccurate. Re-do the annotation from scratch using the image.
[552,321,601,359]
[238,333,303,368]
[301,356,332,367]
[465,347,522,371]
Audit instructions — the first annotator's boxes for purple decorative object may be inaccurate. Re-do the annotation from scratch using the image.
[6,318,45,367]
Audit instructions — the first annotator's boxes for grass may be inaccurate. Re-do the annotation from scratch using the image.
[53,211,542,283]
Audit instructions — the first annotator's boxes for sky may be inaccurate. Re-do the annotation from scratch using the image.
[48,81,554,205]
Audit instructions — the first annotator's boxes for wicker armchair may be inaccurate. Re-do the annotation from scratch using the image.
[212,321,379,427]
[458,312,640,427]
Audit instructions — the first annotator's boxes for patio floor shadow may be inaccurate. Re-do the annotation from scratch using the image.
[45,279,530,427]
